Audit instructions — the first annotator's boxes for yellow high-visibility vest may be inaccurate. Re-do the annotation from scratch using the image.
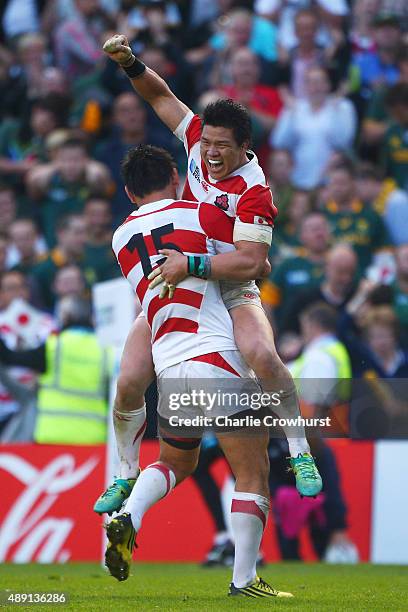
[291,338,352,403]
[35,329,112,444]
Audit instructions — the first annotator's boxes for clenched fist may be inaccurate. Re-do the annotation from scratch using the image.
[103,34,134,66]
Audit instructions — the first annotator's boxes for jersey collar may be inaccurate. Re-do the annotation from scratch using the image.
[130,199,175,216]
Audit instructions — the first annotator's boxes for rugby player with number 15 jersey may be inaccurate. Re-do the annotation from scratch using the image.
[94,34,322,518]
[105,144,293,599]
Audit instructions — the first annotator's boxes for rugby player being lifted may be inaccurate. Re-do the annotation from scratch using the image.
[94,34,322,515]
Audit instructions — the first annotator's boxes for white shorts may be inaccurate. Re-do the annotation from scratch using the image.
[157,350,260,423]
[220,280,262,311]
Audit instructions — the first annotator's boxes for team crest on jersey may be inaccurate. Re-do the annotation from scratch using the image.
[189,159,201,182]
[214,194,229,211]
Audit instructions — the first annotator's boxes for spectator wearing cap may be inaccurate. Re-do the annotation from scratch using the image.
[271,66,356,189]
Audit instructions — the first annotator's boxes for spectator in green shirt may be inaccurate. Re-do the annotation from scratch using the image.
[32,214,98,311]
[267,149,295,227]
[26,137,112,248]
[272,189,315,256]
[362,45,408,147]
[83,197,121,283]
[261,212,330,328]
[355,162,408,245]
[382,82,408,190]
[321,162,390,272]
[8,219,47,276]
[53,264,87,305]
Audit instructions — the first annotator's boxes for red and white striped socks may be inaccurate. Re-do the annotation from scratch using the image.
[230,491,270,588]
[124,462,176,531]
[113,404,146,479]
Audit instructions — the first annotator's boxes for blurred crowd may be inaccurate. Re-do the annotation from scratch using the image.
[0,0,408,438]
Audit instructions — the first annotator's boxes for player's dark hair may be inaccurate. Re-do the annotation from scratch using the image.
[202,99,252,147]
[385,83,408,109]
[300,302,338,333]
[121,144,176,198]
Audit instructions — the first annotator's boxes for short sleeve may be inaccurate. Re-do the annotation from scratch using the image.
[198,203,234,244]
[173,111,200,153]
[237,185,277,226]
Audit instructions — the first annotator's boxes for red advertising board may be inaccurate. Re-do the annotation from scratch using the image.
[0,440,373,563]
[0,444,106,562]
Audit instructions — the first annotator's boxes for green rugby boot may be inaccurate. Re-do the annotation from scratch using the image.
[289,452,323,497]
[229,576,293,598]
[105,513,136,581]
[94,474,138,515]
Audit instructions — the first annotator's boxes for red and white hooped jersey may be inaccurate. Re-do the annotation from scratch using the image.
[174,111,277,227]
[112,199,239,375]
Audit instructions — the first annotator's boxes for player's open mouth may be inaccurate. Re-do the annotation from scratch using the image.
[207,159,224,172]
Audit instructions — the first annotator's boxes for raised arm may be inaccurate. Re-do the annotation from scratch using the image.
[103,34,191,132]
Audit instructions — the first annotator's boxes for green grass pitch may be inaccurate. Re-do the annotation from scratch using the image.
[1,563,407,611]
